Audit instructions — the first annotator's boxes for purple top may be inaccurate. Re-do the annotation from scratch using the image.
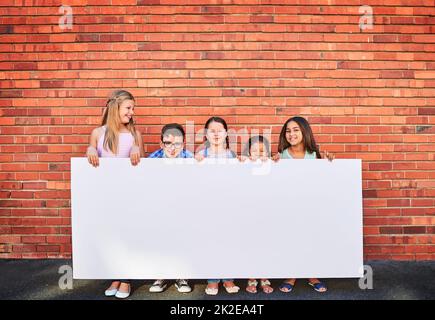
[97,126,135,157]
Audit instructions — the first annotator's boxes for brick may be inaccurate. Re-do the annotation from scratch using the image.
[404,227,427,234]
[0,3,433,260]
[21,236,46,244]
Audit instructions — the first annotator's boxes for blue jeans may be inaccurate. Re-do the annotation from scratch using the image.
[207,279,233,284]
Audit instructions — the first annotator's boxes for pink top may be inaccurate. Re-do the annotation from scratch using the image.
[97,126,135,158]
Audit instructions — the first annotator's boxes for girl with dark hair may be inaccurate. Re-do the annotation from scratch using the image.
[195,116,236,160]
[274,116,333,293]
[276,116,326,160]
[242,135,271,160]
[241,135,274,294]
[195,117,239,295]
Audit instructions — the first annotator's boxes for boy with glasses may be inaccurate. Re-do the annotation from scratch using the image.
[147,123,193,293]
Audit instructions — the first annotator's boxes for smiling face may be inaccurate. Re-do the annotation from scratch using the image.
[160,134,184,158]
[285,121,304,147]
[118,99,135,124]
[249,142,268,160]
[206,121,227,147]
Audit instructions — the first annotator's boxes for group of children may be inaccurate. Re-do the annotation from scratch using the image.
[86,90,334,299]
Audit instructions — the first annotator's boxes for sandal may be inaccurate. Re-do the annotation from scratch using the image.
[260,279,274,294]
[223,281,240,294]
[205,287,218,295]
[279,281,295,293]
[205,283,219,296]
[246,279,258,294]
[308,281,327,293]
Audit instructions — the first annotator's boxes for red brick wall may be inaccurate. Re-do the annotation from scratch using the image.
[0,1,434,260]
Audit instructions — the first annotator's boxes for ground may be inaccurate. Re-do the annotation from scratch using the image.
[0,260,434,300]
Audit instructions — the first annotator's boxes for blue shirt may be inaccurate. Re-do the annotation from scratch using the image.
[148,148,194,159]
[280,149,317,159]
[197,147,236,159]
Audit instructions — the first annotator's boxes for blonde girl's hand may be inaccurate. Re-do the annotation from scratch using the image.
[86,146,99,167]
[321,150,335,162]
[272,153,281,162]
[130,145,141,166]
[260,156,269,162]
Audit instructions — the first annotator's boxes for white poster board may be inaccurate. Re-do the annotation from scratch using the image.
[71,158,363,279]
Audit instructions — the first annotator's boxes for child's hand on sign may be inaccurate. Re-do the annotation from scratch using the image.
[272,153,281,162]
[87,146,99,167]
[321,151,335,162]
[195,153,205,162]
[238,155,248,162]
[129,145,141,166]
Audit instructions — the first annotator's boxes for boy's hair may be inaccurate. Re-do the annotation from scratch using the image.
[278,116,321,158]
[243,135,271,157]
[161,123,185,141]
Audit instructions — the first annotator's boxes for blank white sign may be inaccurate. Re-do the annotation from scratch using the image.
[71,158,363,279]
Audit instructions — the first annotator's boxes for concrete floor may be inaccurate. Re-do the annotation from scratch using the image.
[0,259,433,300]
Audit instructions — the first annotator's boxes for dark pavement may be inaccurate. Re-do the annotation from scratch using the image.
[0,259,433,300]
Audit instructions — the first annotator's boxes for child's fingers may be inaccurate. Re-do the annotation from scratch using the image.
[323,151,334,162]
[88,155,94,166]
[130,153,140,166]
[87,155,94,166]
[86,146,99,167]
[272,153,280,162]
[93,155,99,167]
[90,155,99,167]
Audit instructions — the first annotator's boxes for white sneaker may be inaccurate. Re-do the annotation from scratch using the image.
[175,279,192,293]
[149,279,167,293]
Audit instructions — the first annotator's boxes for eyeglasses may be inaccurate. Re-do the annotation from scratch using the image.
[162,141,183,149]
